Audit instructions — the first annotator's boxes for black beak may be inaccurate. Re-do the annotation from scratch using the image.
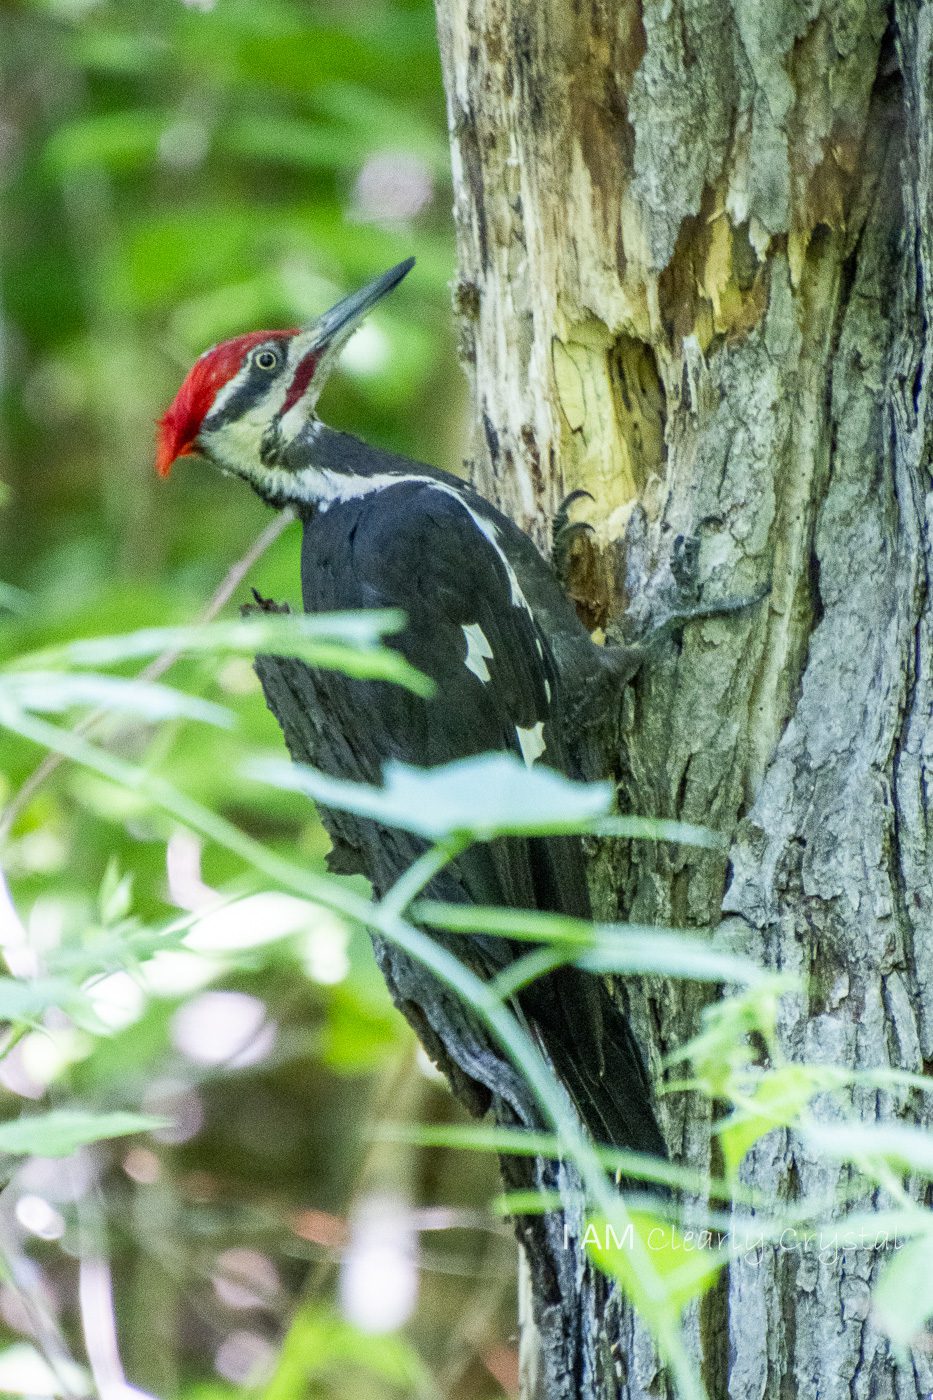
[307,257,415,350]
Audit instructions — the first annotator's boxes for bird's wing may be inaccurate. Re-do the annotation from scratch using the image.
[301,480,580,914]
[297,481,666,1157]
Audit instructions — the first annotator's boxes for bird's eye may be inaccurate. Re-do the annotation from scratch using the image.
[254,349,279,371]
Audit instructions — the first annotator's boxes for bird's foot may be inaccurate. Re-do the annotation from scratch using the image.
[659,528,769,624]
[551,490,596,595]
[552,488,595,548]
[608,580,770,680]
[653,579,771,634]
[246,588,291,615]
[596,579,770,693]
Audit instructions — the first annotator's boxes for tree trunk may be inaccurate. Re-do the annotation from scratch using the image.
[434,2,933,1397]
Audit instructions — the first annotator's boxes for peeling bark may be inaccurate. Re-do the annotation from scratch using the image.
[435,1,933,1396]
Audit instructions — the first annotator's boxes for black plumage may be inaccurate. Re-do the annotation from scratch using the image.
[259,424,667,1160]
[155,245,667,1160]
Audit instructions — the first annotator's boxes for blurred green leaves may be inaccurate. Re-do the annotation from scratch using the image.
[0,1,466,1395]
[1,672,233,726]
[3,0,457,617]
[13,610,431,692]
[43,109,169,177]
[250,752,615,841]
[260,1303,430,1400]
[0,1108,166,1158]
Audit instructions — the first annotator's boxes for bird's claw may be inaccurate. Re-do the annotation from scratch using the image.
[247,588,291,615]
[670,533,701,594]
[552,521,596,597]
[553,519,595,550]
[551,490,597,593]
[552,488,595,547]
[670,579,771,627]
[647,578,770,640]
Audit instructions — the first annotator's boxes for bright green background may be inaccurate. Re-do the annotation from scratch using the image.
[0,3,510,1398]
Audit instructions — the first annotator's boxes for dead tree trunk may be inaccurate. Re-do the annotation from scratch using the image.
[434,1,933,1397]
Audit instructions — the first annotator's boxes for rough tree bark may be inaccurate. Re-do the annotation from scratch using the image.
[430,2,933,1398]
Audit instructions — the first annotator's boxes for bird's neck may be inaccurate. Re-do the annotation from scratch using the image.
[255,421,456,516]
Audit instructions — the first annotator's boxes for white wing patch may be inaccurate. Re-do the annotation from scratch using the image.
[462,623,494,683]
[516,721,546,767]
[467,510,532,614]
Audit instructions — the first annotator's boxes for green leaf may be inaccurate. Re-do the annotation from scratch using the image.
[1,672,232,727]
[375,1122,677,1189]
[313,82,450,172]
[18,613,360,663]
[663,977,797,1094]
[249,753,613,840]
[71,28,168,77]
[321,985,406,1073]
[0,977,87,1023]
[181,14,391,97]
[169,273,299,349]
[14,611,420,678]
[413,903,613,944]
[222,114,372,173]
[415,903,763,983]
[97,858,133,925]
[873,1236,933,1345]
[259,1304,429,1400]
[0,1110,167,1158]
[585,1210,726,1328]
[47,921,195,980]
[717,1066,825,1179]
[577,936,761,983]
[0,581,27,615]
[806,1121,933,1176]
[491,1189,564,1216]
[122,207,256,308]
[593,814,725,848]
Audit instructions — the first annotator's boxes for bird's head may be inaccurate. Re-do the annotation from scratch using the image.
[155,257,414,490]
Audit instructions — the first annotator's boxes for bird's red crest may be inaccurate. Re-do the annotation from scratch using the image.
[155,330,296,477]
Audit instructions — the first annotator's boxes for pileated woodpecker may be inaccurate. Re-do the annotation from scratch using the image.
[157,257,667,1160]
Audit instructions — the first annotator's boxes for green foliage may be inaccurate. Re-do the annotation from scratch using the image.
[3,0,932,1394]
[584,1211,726,1331]
[260,1303,431,1399]
[0,1108,167,1158]
[416,901,765,984]
[716,1066,824,1182]
[250,752,616,841]
[0,604,752,1400]
[873,1238,933,1347]
[0,0,463,1392]
[6,606,933,1397]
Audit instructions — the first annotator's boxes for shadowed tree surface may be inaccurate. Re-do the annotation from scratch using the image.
[423,2,933,1397]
